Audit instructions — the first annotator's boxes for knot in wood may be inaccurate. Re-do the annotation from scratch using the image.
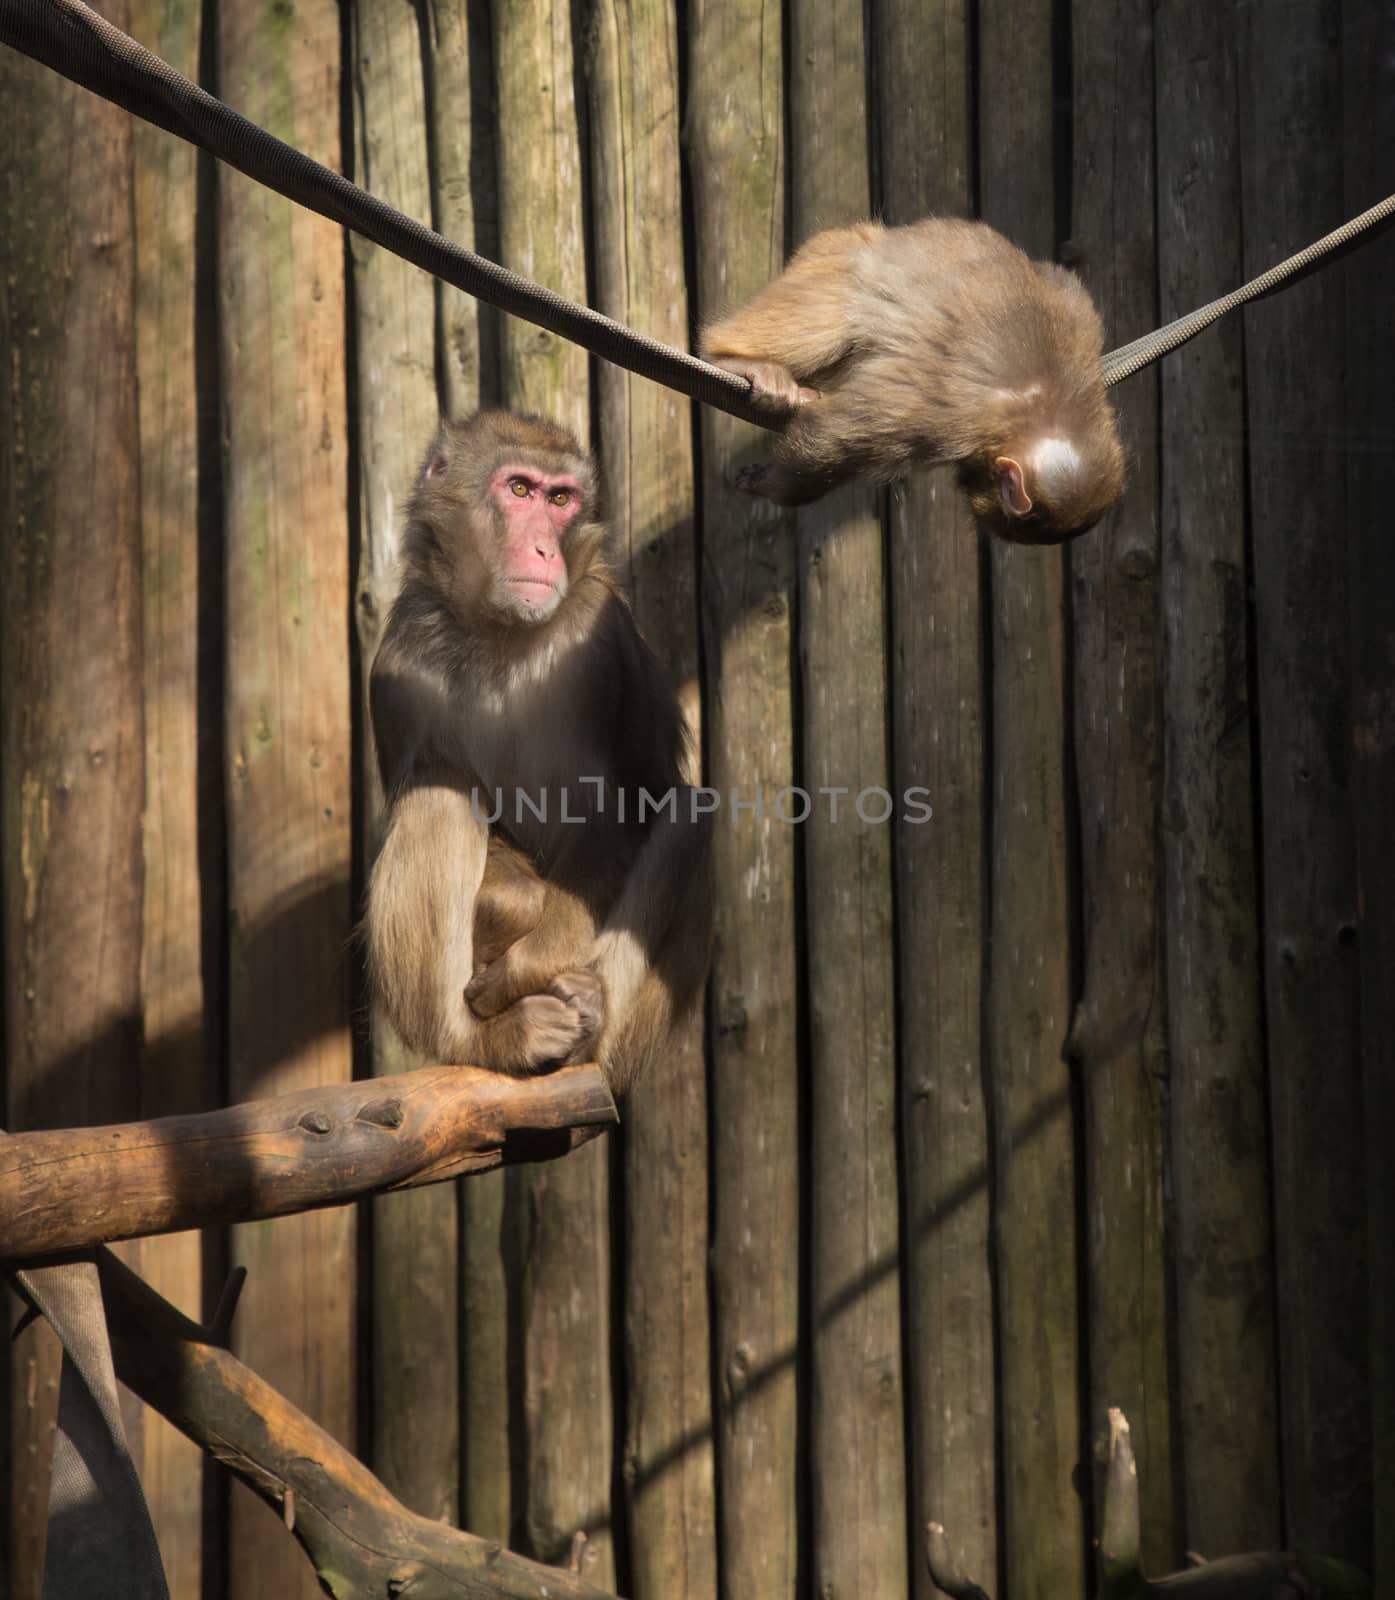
[297,1109,334,1136]
[357,1097,405,1129]
[1117,542,1156,580]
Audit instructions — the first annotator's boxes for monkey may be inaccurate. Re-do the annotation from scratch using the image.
[700,216,1126,542]
[365,410,711,1095]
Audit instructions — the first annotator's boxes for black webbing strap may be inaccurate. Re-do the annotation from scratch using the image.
[2,0,1393,409]
[0,0,769,427]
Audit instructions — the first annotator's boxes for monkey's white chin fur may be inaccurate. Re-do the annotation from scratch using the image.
[499,578,566,623]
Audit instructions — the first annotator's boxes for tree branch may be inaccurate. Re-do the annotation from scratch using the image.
[97,1247,621,1600]
[927,1409,1370,1599]
[0,1064,616,1258]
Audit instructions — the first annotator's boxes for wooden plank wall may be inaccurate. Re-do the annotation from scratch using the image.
[1,2,1391,1596]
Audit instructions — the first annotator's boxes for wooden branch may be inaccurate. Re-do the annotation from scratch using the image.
[95,1248,621,1600]
[0,1064,617,1259]
[927,1409,1370,1599]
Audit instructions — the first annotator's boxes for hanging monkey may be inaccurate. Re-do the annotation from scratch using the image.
[701,217,1126,542]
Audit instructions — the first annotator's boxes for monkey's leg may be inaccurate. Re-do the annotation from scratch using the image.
[589,793,713,1090]
[733,460,839,506]
[473,835,547,968]
[464,885,600,1018]
[368,779,596,1070]
[701,223,872,385]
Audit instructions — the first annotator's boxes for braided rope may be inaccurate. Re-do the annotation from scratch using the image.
[1102,191,1395,385]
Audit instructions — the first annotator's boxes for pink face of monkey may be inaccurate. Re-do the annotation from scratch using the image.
[488,461,585,622]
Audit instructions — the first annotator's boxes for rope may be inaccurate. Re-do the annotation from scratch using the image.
[0,0,767,427]
[3,0,1393,412]
[1102,190,1395,385]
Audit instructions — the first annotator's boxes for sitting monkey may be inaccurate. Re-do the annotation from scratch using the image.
[701,217,1126,542]
[366,411,711,1094]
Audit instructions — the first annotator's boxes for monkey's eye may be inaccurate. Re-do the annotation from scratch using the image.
[548,489,571,507]
[510,477,531,498]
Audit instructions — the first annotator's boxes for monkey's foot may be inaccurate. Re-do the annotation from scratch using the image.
[715,359,818,417]
[733,461,833,507]
[734,462,774,497]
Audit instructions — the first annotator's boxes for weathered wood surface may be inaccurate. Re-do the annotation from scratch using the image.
[494,1,613,1579]
[426,0,498,418]
[1237,0,1369,1566]
[686,1,800,1592]
[1155,0,1279,1556]
[978,2,1084,1594]
[99,1248,622,1600]
[0,1065,616,1259]
[1344,7,1395,1589]
[349,0,458,1528]
[877,4,995,1594]
[589,5,717,1597]
[0,17,144,1595]
[217,3,354,1591]
[790,3,907,1596]
[423,0,513,1542]
[129,0,214,1584]
[1070,0,1176,1572]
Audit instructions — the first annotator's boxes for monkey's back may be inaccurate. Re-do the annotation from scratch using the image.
[782,217,1110,480]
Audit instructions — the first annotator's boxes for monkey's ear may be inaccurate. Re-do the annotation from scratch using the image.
[994,456,1033,518]
[425,449,448,480]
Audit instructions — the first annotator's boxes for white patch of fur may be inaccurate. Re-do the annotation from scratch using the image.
[993,382,1045,405]
[592,926,648,1020]
[1031,436,1083,487]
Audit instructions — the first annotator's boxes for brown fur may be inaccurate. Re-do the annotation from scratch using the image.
[701,217,1126,542]
[366,411,712,1093]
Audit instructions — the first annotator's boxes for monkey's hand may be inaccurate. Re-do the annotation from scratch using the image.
[487,974,605,1072]
[712,358,819,418]
[545,970,606,1049]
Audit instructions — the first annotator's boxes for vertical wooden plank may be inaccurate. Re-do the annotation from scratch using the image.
[686,2,801,1595]
[789,5,908,1597]
[129,0,214,1589]
[1344,4,1395,1587]
[422,0,513,1543]
[427,0,497,421]
[875,4,995,1593]
[0,18,144,1598]
[1069,0,1177,1574]
[978,2,1084,1594]
[588,6,718,1599]
[493,2,614,1583]
[1155,0,1280,1557]
[351,0,457,1525]
[218,1,355,1593]
[1237,0,1368,1565]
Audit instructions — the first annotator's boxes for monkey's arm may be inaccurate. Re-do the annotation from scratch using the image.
[700,223,877,388]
